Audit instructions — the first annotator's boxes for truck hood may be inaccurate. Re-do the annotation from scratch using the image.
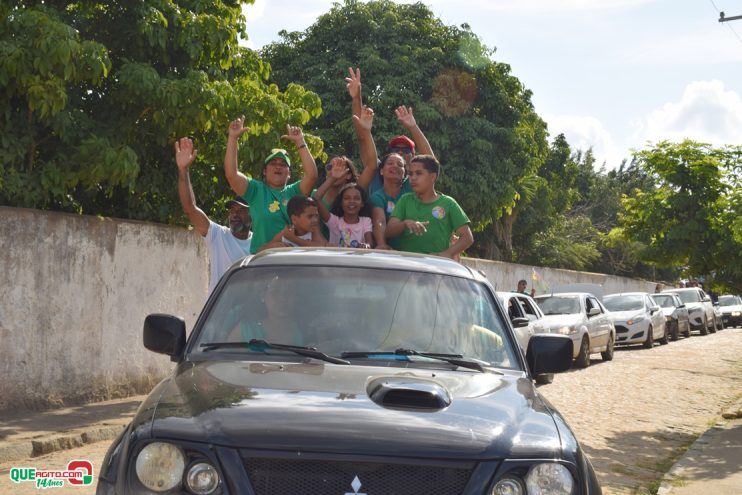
[137,360,563,460]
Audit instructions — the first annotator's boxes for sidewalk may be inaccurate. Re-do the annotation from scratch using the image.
[657,415,742,495]
[0,395,146,463]
[1,395,741,494]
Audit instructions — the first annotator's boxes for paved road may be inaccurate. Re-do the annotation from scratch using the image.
[1,328,740,495]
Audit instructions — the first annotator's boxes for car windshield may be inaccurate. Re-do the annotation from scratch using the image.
[603,295,644,312]
[652,294,676,308]
[670,290,700,303]
[191,266,519,369]
[535,296,580,315]
[718,296,739,306]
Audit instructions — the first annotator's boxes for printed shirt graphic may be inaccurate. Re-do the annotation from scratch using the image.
[325,213,372,247]
[243,179,302,254]
[391,193,470,254]
[205,221,252,294]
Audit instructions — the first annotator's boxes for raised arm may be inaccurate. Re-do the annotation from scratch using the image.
[386,217,428,239]
[346,67,379,180]
[175,138,210,237]
[312,177,334,223]
[353,105,378,190]
[224,116,250,196]
[281,124,317,196]
[395,106,434,157]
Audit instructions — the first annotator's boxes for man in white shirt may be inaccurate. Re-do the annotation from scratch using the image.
[175,137,252,294]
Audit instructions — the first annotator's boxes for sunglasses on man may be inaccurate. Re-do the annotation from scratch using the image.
[389,146,413,155]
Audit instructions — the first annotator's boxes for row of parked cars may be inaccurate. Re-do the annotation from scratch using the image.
[498,286,742,378]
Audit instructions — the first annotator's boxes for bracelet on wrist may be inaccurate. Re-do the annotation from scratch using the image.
[298,143,307,149]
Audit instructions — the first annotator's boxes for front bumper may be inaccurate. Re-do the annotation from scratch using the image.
[722,312,742,327]
[614,321,650,344]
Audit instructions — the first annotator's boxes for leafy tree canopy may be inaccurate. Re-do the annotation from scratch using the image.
[616,140,742,292]
[0,0,322,223]
[261,0,548,249]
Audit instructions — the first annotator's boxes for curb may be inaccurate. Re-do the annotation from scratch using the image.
[0,425,124,464]
[656,423,725,495]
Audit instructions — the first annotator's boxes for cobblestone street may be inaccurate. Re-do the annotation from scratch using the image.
[539,327,742,494]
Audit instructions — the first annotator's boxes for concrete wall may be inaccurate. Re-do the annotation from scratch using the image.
[0,207,208,412]
[0,206,656,413]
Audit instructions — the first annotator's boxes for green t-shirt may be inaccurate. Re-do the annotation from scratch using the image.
[370,188,405,249]
[390,192,470,254]
[243,179,302,254]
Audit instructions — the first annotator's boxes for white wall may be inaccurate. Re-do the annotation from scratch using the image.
[0,206,656,412]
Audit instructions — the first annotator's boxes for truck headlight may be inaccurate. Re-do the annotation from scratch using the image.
[492,476,525,494]
[135,442,185,492]
[525,463,574,494]
[732,311,741,317]
[186,462,220,494]
[555,326,575,335]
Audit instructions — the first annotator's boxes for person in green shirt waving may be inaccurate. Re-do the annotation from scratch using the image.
[223,117,318,254]
[386,155,474,260]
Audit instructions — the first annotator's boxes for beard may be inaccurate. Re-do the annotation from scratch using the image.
[230,220,251,235]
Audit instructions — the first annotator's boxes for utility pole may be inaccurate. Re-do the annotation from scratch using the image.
[719,11,742,22]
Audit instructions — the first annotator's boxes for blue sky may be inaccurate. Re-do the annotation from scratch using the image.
[241,0,742,169]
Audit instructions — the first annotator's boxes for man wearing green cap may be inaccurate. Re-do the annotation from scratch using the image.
[224,119,318,253]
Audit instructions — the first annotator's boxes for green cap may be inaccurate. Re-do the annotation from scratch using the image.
[264,148,291,167]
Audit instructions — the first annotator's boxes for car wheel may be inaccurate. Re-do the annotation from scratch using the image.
[717,318,724,331]
[670,321,679,341]
[658,324,669,345]
[684,322,691,338]
[535,373,554,385]
[643,325,654,348]
[601,333,614,361]
[708,316,717,333]
[699,317,708,336]
[575,336,590,368]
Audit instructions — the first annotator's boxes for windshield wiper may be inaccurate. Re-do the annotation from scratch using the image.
[200,340,349,365]
[341,348,491,373]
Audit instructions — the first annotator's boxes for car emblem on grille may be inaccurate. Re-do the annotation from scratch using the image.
[344,475,367,495]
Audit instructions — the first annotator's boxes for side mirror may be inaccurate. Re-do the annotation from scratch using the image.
[713,302,719,307]
[527,334,573,375]
[511,317,530,328]
[588,307,601,317]
[703,297,712,302]
[144,314,186,361]
[677,303,686,309]
[649,305,660,314]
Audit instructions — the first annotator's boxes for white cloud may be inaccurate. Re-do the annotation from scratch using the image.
[634,80,742,147]
[426,0,652,14]
[242,0,267,21]
[545,114,627,169]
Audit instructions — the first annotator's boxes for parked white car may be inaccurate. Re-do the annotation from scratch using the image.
[663,288,716,335]
[497,292,553,384]
[603,292,667,347]
[651,292,691,340]
[718,295,742,328]
[534,292,615,368]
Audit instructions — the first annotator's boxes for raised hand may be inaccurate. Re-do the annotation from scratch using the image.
[330,159,350,181]
[345,67,361,100]
[395,105,417,130]
[352,105,374,131]
[174,137,197,170]
[281,124,306,147]
[228,116,249,140]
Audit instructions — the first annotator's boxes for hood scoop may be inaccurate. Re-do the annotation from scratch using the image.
[367,377,451,411]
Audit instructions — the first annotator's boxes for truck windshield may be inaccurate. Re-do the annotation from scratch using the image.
[192,266,519,369]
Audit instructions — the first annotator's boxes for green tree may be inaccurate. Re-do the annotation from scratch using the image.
[616,140,742,292]
[261,0,548,258]
[0,1,322,223]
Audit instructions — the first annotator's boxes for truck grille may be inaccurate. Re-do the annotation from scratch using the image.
[244,457,473,495]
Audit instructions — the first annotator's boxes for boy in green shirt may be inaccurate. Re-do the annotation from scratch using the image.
[386,155,473,260]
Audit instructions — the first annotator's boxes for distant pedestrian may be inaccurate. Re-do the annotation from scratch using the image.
[515,279,535,297]
[175,137,252,294]
[654,283,663,293]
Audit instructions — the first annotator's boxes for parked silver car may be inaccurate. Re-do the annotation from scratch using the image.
[497,292,553,384]
[718,295,742,328]
[663,288,716,335]
[651,292,691,340]
[534,292,615,368]
[603,292,667,347]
